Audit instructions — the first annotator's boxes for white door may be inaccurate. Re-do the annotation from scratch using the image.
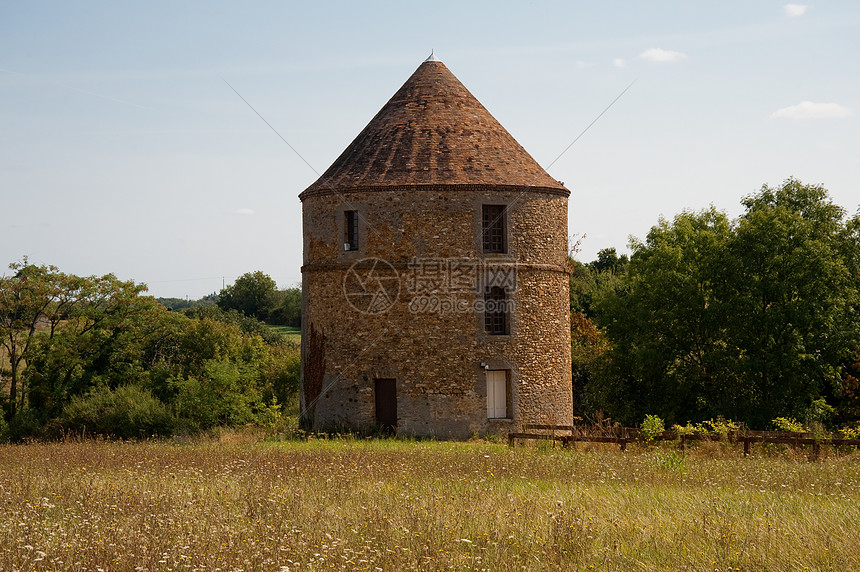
[487,370,507,419]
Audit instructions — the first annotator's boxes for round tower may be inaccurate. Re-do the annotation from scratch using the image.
[300,55,572,438]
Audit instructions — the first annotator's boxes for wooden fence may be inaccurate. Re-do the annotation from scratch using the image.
[508,424,860,460]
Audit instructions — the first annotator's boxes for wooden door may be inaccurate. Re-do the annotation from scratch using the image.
[487,370,507,419]
[374,378,397,434]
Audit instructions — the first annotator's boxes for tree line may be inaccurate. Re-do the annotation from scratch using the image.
[158,272,301,327]
[4,178,857,440]
[571,179,860,430]
[0,262,299,441]
[212,271,301,327]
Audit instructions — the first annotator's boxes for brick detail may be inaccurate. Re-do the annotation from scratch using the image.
[300,183,570,202]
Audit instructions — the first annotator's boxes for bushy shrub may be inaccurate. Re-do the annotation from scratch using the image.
[640,414,665,441]
[804,398,835,428]
[255,398,285,432]
[63,385,174,439]
[6,408,44,441]
[699,417,741,436]
[652,449,685,471]
[3,261,305,440]
[170,360,261,431]
[840,423,860,439]
[672,417,742,436]
[772,417,805,432]
[263,345,300,410]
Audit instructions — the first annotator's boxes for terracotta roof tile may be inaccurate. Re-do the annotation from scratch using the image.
[303,59,565,195]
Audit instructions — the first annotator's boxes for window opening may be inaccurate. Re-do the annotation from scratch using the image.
[344,210,359,251]
[482,205,506,253]
[484,286,508,335]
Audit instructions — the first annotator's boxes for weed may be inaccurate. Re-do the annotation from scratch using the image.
[641,414,665,442]
[0,437,858,570]
[652,449,686,471]
[773,416,805,432]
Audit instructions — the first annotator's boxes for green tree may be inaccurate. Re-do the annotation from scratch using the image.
[591,180,860,428]
[0,260,88,419]
[217,271,279,321]
[156,293,217,311]
[1,260,302,440]
[592,207,734,424]
[722,179,860,424]
[570,310,609,416]
[270,287,301,327]
[182,305,284,343]
[23,275,164,421]
[591,247,629,274]
[569,249,629,318]
[568,249,629,418]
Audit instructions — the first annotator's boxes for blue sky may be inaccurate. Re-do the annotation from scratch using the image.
[2,1,857,298]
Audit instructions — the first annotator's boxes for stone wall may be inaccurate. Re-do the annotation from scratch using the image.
[300,185,572,438]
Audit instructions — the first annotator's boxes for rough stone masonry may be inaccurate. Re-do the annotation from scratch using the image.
[300,55,572,438]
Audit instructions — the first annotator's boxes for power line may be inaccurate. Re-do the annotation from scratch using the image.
[545,79,637,171]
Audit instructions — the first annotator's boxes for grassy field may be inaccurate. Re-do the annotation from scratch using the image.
[265,325,301,342]
[1,436,859,571]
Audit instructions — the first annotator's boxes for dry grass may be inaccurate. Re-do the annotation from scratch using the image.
[1,437,859,571]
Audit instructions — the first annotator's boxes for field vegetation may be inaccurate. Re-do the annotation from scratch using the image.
[0,262,299,442]
[265,325,302,343]
[4,178,859,441]
[571,179,860,429]
[1,436,859,571]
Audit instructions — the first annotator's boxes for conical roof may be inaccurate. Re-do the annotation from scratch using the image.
[302,58,566,196]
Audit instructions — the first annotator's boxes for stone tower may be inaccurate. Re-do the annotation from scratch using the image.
[300,55,572,438]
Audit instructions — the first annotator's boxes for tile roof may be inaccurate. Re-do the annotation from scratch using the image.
[302,58,566,195]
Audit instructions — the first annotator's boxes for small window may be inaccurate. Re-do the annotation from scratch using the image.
[487,370,508,419]
[482,205,506,253]
[344,210,358,251]
[484,286,508,335]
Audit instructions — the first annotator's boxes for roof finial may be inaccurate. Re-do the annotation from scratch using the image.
[425,50,441,62]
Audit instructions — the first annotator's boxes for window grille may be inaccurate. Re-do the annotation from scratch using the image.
[484,286,508,335]
[482,205,506,253]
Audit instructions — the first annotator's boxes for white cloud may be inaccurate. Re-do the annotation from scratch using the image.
[613,58,626,68]
[639,48,689,63]
[771,101,852,119]
[575,60,595,70]
[784,4,808,17]
[235,208,255,215]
